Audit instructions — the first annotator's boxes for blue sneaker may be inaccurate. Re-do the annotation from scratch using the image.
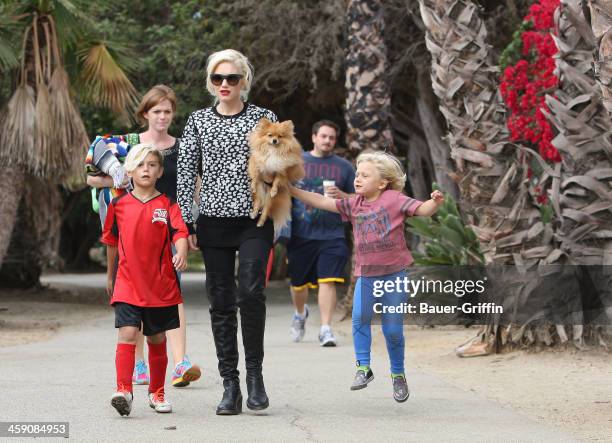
[172,355,201,388]
[132,359,149,385]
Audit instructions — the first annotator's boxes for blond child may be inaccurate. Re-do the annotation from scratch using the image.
[102,144,188,416]
[290,150,444,402]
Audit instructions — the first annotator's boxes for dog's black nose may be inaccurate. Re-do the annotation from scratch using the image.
[272,138,278,145]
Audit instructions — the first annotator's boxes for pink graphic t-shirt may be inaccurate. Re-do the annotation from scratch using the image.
[336,190,423,277]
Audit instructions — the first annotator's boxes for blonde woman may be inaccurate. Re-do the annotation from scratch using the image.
[87,85,201,389]
[177,49,277,415]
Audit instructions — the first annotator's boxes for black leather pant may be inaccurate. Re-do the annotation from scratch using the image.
[202,239,270,382]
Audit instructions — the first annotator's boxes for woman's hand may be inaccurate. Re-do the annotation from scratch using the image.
[188,234,199,251]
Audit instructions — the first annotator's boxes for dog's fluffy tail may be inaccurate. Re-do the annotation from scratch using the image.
[270,192,292,232]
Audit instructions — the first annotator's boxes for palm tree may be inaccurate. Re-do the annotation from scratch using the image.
[344,0,394,153]
[0,0,138,278]
[587,0,612,114]
[341,0,395,315]
[543,0,612,347]
[417,0,555,354]
[418,0,612,353]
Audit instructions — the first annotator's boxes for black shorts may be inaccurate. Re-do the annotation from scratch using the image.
[286,237,349,290]
[114,302,180,336]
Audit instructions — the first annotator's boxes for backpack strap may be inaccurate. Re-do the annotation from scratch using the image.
[125,133,140,147]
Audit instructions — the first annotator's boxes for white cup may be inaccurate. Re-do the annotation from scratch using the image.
[323,180,335,197]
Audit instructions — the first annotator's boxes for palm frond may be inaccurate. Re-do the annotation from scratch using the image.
[0,7,22,70]
[33,83,61,178]
[50,0,90,45]
[97,38,139,73]
[77,40,138,118]
[0,84,36,167]
[49,67,88,187]
[0,39,18,71]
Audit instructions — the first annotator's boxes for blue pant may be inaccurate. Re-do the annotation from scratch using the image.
[352,270,407,374]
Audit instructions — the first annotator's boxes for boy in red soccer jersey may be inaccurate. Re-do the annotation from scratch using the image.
[101,144,188,417]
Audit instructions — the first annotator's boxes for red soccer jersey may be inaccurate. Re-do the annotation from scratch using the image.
[101,192,188,307]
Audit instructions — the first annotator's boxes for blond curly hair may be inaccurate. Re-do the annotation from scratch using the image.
[356,150,406,191]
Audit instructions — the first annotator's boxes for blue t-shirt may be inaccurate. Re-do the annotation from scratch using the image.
[291,152,356,240]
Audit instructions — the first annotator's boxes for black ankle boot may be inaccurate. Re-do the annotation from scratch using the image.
[216,379,242,415]
[246,373,269,410]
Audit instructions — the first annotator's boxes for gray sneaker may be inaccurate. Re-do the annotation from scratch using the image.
[392,374,410,402]
[290,305,309,342]
[350,368,374,390]
[319,327,337,347]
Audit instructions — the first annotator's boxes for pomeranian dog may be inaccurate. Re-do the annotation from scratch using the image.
[248,118,305,230]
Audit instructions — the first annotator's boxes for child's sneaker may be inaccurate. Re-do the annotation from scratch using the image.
[110,391,133,417]
[350,367,374,390]
[148,389,172,413]
[133,359,149,385]
[172,356,201,388]
[392,374,410,402]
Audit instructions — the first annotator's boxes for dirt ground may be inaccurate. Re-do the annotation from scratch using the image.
[1,287,611,442]
[0,287,110,347]
[368,325,612,442]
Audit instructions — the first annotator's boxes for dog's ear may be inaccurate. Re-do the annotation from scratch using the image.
[280,120,294,134]
[258,118,272,130]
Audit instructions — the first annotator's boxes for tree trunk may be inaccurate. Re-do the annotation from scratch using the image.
[341,0,396,318]
[0,175,63,288]
[0,166,25,268]
[418,0,522,263]
[345,0,394,153]
[406,132,435,201]
[420,0,612,353]
[415,66,460,200]
[588,0,612,114]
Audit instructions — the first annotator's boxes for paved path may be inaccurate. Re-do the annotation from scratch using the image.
[0,274,577,442]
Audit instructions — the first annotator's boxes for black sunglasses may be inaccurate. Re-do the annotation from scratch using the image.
[210,73,244,86]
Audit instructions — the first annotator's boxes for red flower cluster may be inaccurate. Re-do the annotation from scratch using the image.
[499,0,561,163]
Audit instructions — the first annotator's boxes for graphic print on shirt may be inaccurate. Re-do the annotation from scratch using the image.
[354,207,394,254]
[152,208,168,224]
[297,163,343,225]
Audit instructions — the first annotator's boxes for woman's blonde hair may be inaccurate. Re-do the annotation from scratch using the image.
[135,84,177,126]
[124,143,163,173]
[356,150,406,191]
[205,49,254,103]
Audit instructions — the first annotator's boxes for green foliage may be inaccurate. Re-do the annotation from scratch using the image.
[539,203,553,224]
[499,20,532,70]
[406,184,484,266]
[81,0,234,134]
[0,8,19,71]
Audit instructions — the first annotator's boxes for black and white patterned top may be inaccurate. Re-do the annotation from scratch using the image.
[177,103,277,229]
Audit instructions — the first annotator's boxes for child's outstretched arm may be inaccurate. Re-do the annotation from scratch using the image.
[172,237,188,272]
[289,184,340,213]
[415,190,445,217]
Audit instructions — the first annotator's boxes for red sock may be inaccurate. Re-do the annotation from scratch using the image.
[148,339,168,394]
[116,343,136,393]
